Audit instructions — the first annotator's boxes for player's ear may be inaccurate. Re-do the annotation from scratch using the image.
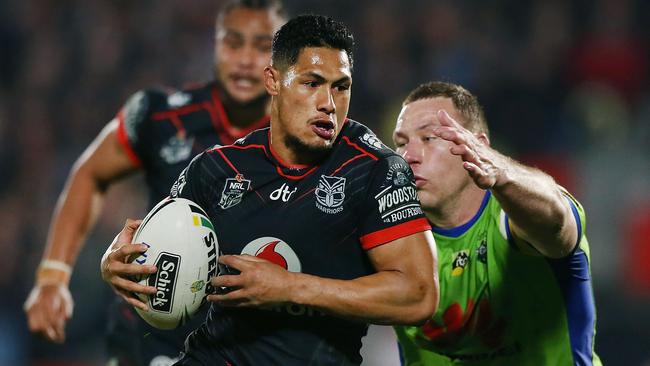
[477,133,490,146]
[264,65,280,96]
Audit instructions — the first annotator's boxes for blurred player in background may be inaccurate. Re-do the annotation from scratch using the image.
[392,81,601,365]
[23,1,286,365]
[101,14,439,366]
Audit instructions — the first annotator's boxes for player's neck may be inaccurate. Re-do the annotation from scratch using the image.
[217,84,270,129]
[425,185,487,230]
[268,127,326,167]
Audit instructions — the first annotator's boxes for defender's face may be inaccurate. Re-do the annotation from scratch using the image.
[215,8,283,103]
[272,47,352,152]
[393,97,474,211]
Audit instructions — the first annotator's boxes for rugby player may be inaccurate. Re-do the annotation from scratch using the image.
[392,81,601,365]
[101,15,439,365]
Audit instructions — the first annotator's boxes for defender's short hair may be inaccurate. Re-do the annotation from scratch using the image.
[404,81,488,136]
[271,14,354,70]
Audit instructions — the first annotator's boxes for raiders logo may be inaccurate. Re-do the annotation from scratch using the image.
[451,250,470,277]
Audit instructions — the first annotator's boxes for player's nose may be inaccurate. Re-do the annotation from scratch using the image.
[316,87,335,115]
[401,143,422,165]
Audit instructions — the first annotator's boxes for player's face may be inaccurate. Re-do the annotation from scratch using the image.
[393,97,474,211]
[270,47,352,157]
[215,8,282,103]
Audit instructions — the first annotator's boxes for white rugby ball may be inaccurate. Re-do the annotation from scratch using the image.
[131,197,219,329]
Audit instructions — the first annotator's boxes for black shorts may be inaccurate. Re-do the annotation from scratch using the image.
[173,323,232,366]
[106,299,209,366]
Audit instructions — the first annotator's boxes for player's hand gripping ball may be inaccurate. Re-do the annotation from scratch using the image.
[131,198,219,329]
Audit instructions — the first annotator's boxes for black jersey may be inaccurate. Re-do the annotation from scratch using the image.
[171,120,431,365]
[117,81,270,208]
[109,82,270,366]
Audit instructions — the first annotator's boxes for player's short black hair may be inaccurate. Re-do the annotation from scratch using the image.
[271,14,354,71]
[216,0,288,27]
[404,81,489,136]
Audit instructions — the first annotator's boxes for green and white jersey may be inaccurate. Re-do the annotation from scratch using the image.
[396,191,601,366]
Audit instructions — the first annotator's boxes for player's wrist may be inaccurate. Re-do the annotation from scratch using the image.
[36,259,72,287]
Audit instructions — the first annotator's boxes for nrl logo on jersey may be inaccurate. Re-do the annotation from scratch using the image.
[219,174,251,210]
[315,175,346,214]
[160,135,194,164]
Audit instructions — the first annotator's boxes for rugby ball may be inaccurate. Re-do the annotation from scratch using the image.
[130,197,219,329]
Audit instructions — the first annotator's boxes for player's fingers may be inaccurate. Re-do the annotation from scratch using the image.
[109,261,157,276]
[449,144,482,166]
[27,308,43,333]
[463,162,493,188]
[218,255,251,270]
[207,289,249,306]
[51,317,66,343]
[116,289,149,311]
[433,126,460,143]
[111,276,157,295]
[211,274,242,288]
[44,326,59,343]
[116,243,150,260]
[437,109,464,129]
[463,161,483,177]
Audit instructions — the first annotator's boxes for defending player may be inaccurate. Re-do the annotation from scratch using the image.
[392,81,601,365]
[24,1,286,365]
[102,15,439,365]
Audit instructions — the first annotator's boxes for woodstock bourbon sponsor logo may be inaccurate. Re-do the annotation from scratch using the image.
[375,184,422,223]
[315,175,346,214]
[219,174,251,210]
[148,252,180,313]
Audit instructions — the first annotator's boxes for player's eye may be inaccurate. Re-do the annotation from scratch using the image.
[304,81,319,88]
[422,136,436,143]
[335,83,351,92]
[254,40,272,53]
[224,35,243,49]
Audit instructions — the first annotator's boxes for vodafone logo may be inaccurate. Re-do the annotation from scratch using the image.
[241,237,302,272]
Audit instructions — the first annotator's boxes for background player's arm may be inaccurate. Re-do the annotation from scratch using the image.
[24,119,138,343]
[434,110,578,258]
[211,230,439,326]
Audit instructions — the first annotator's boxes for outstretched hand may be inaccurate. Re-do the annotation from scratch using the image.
[100,219,157,311]
[208,255,293,308]
[434,110,508,189]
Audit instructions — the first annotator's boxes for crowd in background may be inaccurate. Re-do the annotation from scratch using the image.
[1,0,649,364]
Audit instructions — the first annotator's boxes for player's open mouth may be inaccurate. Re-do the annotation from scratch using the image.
[311,120,335,140]
[230,74,259,90]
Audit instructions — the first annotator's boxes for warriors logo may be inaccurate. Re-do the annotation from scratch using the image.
[160,135,195,164]
[315,175,346,214]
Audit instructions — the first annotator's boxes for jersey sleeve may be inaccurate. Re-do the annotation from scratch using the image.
[169,152,210,208]
[358,155,431,250]
[115,90,154,167]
